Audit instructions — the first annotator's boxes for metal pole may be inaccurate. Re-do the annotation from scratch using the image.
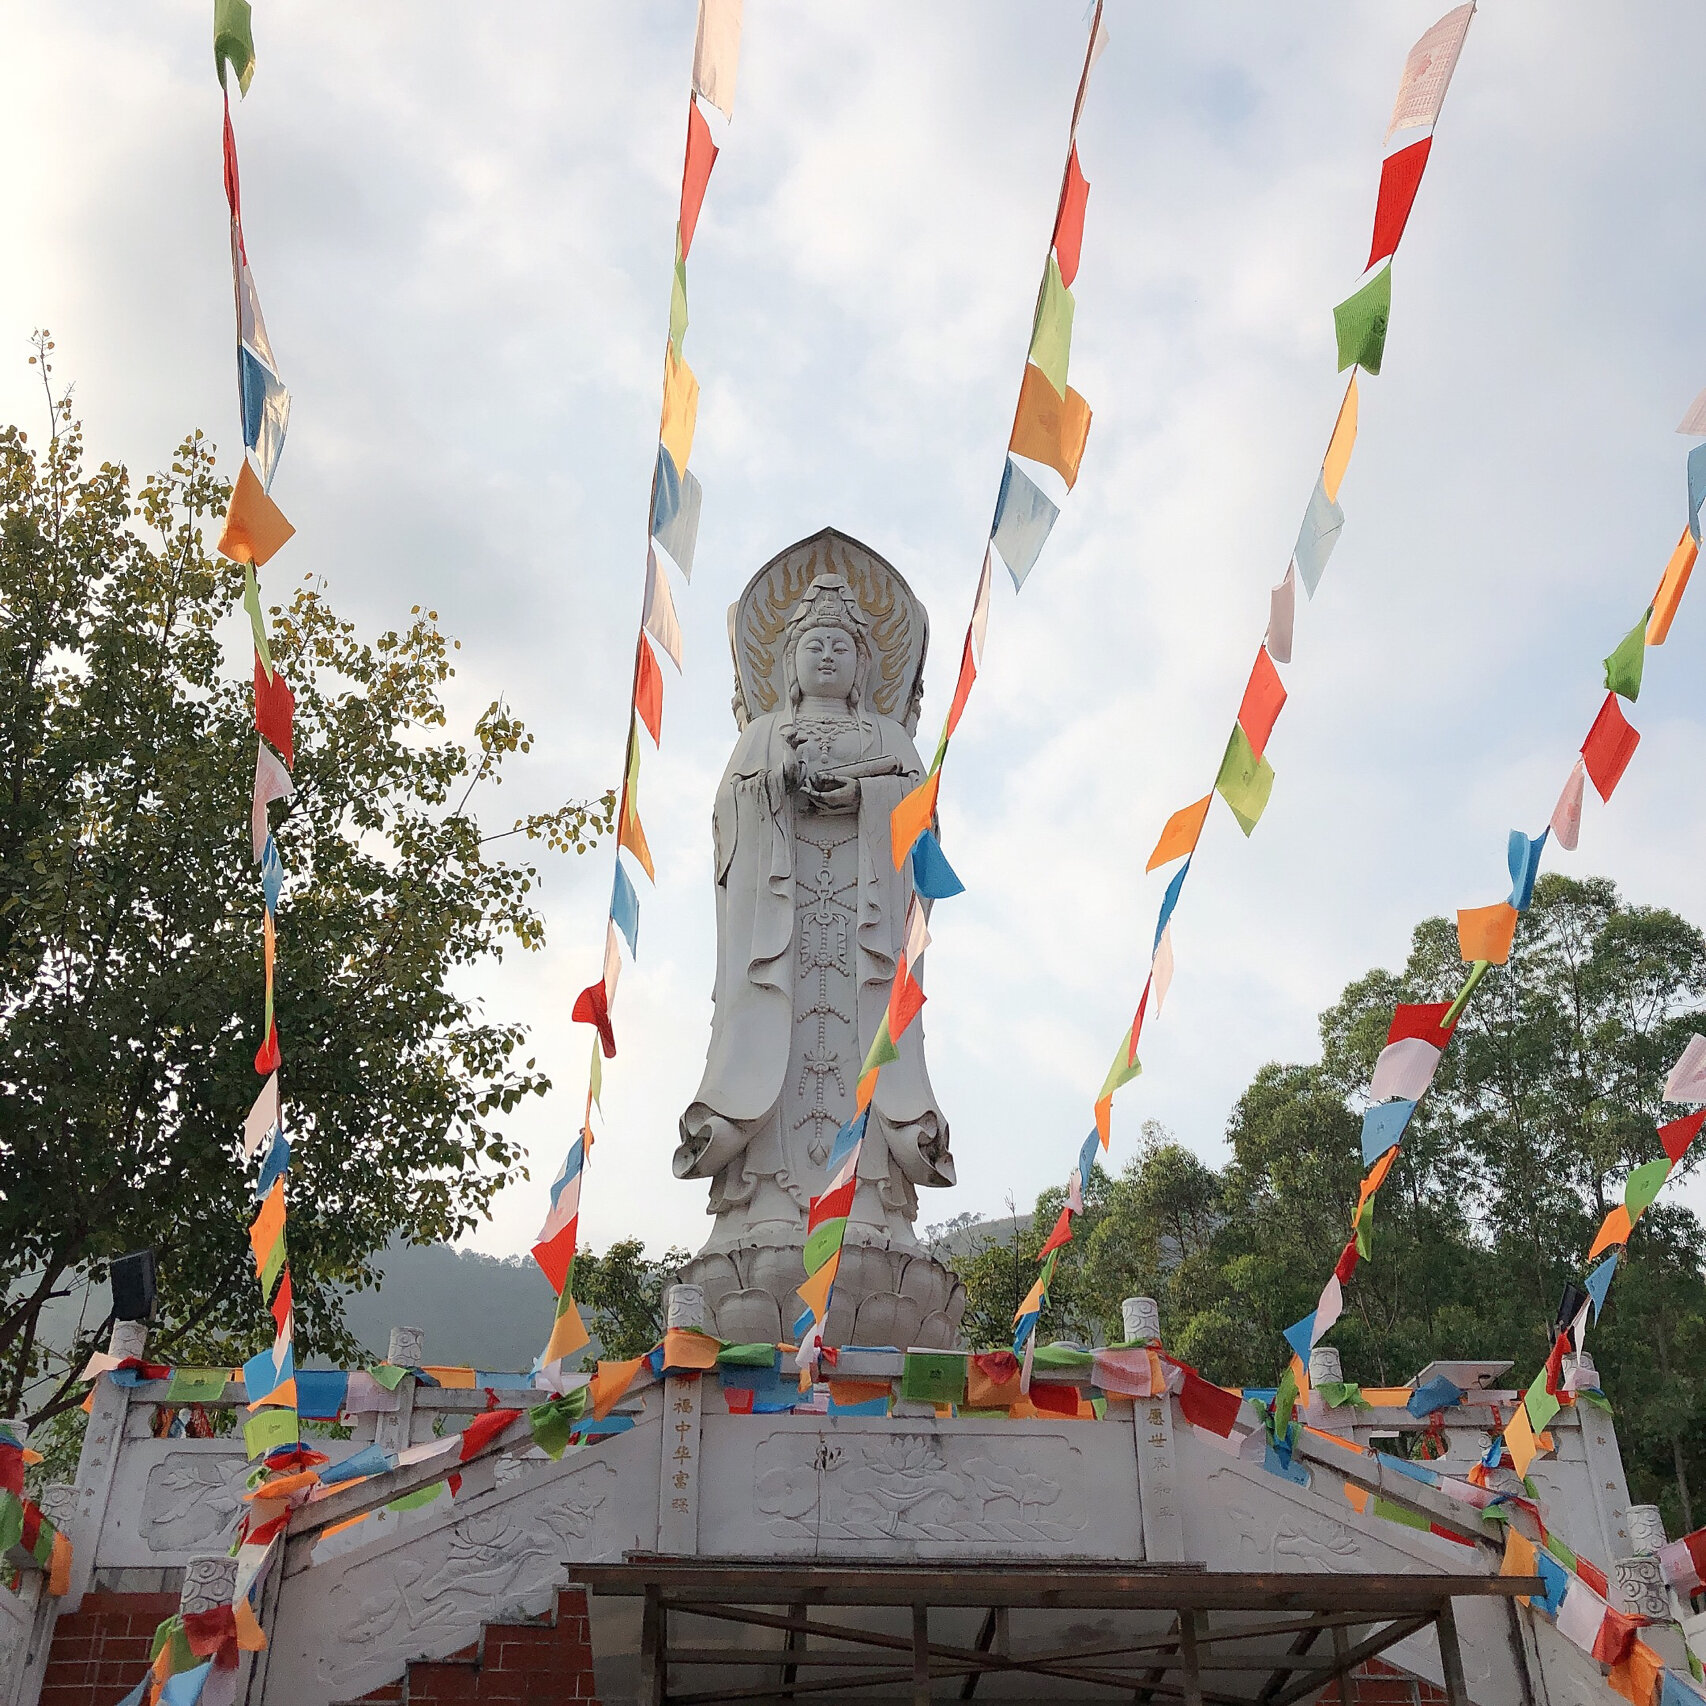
[914,1603,932,1706]
[1180,1609,1204,1706]
[1436,1600,1469,1706]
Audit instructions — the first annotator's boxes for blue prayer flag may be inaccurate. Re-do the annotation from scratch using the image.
[611,860,640,957]
[1584,1251,1618,1320]
[1532,1551,1568,1617]
[317,1441,391,1485]
[254,1132,291,1201]
[1406,1374,1461,1417]
[161,1664,213,1706]
[990,456,1060,590]
[1690,442,1706,545]
[1154,859,1191,952]
[650,444,703,578]
[295,1369,350,1420]
[238,346,291,491]
[1293,473,1345,599]
[261,835,284,915]
[1507,828,1548,911]
[912,831,965,899]
[1361,1099,1417,1166]
[1282,1314,1316,1364]
[825,1110,869,1177]
[1077,1129,1100,1191]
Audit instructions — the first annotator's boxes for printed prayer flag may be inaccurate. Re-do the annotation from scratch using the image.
[1322,374,1359,504]
[1581,693,1640,801]
[890,772,940,869]
[911,830,963,899]
[1583,1253,1618,1319]
[251,739,294,861]
[1009,363,1092,490]
[1213,723,1275,836]
[1589,1205,1633,1260]
[1665,1034,1706,1104]
[1266,563,1296,663]
[990,456,1060,589]
[1456,901,1519,965]
[1662,1111,1706,1164]
[659,345,700,478]
[643,546,684,671]
[243,564,272,680]
[1524,1369,1561,1435]
[1361,1098,1417,1166]
[253,655,295,769]
[691,0,742,120]
[215,0,256,95]
[1293,473,1345,598]
[1551,759,1585,851]
[635,633,664,745]
[1146,796,1211,873]
[1367,137,1433,270]
[1028,256,1075,398]
[1334,263,1392,375]
[1236,645,1287,761]
[1388,1001,1457,1051]
[945,630,977,739]
[1151,925,1175,1016]
[1507,827,1548,911]
[651,445,702,578]
[1386,4,1474,138]
[1624,1157,1671,1222]
[1052,145,1090,288]
[218,458,294,567]
[1603,609,1652,701]
[1370,1037,1441,1102]
[1647,530,1696,645]
[679,99,718,261]
[611,860,639,958]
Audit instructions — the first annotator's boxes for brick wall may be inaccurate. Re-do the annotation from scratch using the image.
[345,1585,601,1706]
[1337,1656,1450,1705]
[40,1591,180,1706]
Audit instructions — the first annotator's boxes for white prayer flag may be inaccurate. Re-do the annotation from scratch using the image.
[1554,1578,1608,1654]
[643,546,684,672]
[239,263,277,373]
[244,1072,279,1159]
[1313,1273,1344,1343]
[1678,385,1706,437]
[602,918,623,1009]
[252,739,296,861]
[1151,925,1175,1017]
[1665,1034,1706,1105]
[1266,563,1296,664]
[1386,5,1475,139]
[903,897,932,967]
[692,0,742,120]
[1369,1036,1443,1103]
[1550,759,1585,851]
[971,546,993,664]
[1067,1167,1083,1214]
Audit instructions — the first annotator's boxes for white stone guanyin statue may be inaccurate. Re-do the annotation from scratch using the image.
[675,530,965,1349]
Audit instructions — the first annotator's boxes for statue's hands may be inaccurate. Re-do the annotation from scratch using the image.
[803,773,859,811]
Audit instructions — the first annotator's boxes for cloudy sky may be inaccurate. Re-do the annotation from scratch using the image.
[6,2,1706,1269]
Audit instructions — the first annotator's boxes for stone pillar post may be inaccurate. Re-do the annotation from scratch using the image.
[1614,1505,1670,1620]
[384,1326,424,1455]
[1308,1348,1343,1386]
[109,1319,149,1362]
[60,1323,150,1609]
[1122,1296,1160,1344]
[1124,1298,1182,1562]
[658,1286,704,1557]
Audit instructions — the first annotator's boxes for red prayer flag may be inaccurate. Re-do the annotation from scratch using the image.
[1052,145,1090,288]
[1544,1329,1570,1397]
[254,655,295,769]
[1661,1109,1706,1164]
[1577,1556,1609,1598]
[1387,1000,1457,1052]
[1038,1206,1074,1258]
[270,1268,292,1331]
[1029,1382,1079,1417]
[1366,136,1432,270]
[808,1176,857,1234]
[1236,645,1287,762]
[222,93,242,225]
[1581,692,1640,801]
[635,634,664,745]
[945,630,977,739]
[1177,1366,1242,1436]
[1685,1530,1706,1585]
[679,98,719,261]
[572,979,616,1058]
[459,1407,522,1461]
[254,1020,281,1074]
[1334,1240,1360,1285]
[532,1214,578,1294]
[1126,979,1152,1068]
[1593,1606,1639,1668]
[887,958,926,1041]
[724,1387,754,1414]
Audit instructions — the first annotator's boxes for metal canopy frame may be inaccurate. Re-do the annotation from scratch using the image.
[580,1559,1541,1706]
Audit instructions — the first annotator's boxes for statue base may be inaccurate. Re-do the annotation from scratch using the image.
[679,1240,966,1349]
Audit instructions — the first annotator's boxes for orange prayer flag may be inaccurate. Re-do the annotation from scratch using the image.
[1145,796,1211,873]
[635,635,664,745]
[796,1255,836,1322]
[1457,901,1519,965]
[1321,373,1359,504]
[619,800,654,882]
[543,1296,590,1366]
[1504,1404,1539,1477]
[828,1378,892,1407]
[248,1178,286,1265]
[659,344,699,477]
[217,459,295,567]
[890,772,940,869]
[855,1068,879,1112]
[1009,362,1092,490]
[1094,1094,1112,1150]
[1648,529,1697,646]
[590,1356,647,1419]
[1589,1204,1633,1260]
[1608,1638,1663,1706]
[48,1529,72,1598]
[662,1328,721,1371]
[1500,1526,1537,1593]
[233,1591,267,1650]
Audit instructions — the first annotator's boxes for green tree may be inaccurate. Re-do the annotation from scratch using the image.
[0,346,612,1423]
[571,1240,690,1363]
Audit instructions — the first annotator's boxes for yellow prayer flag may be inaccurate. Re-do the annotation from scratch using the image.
[659,346,700,479]
[1648,528,1697,646]
[1145,795,1212,873]
[891,773,940,870]
[423,1366,476,1389]
[589,1355,646,1420]
[1457,901,1519,965]
[1321,373,1359,504]
[542,1296,590,1366]
[795,1254,837,1323]
[217,458,295,567]
[662,1328,720,1371]
[1504,1405,1540,1477]
[1501,1526,1537,1601]
[1009,362,1092,490]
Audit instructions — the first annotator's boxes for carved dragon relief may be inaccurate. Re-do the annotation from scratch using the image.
[750,1431,1093,1545]
[316,1461,617,1685]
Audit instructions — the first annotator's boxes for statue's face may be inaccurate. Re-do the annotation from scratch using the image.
[795,624,857,699]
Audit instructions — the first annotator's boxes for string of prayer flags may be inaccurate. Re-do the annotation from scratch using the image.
[545,1,743,1377]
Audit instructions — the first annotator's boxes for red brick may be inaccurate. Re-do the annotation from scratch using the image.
[412,1666,481,1702]
[40,1689,95,1706]
[1353,1685,1417,1705]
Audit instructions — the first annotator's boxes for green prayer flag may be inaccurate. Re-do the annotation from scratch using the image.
[803,1218,847,1273]
[1027,256,1075,398]
[928,724,949,776]
[1315,1380,1371,1410]
[1097,1035,1141,1101]
[259,1231,287,1298]
[0,1496,21,1557]
[386,1482,446,1513]
[242,1406,298,1459]
[1089,1396,1107,1419]
[898,1350,967,1406]
[1603,609,1652,701]
[716,1342,780,1368]
[151,1615,195,1674]
[366,1362,411,1390]
[1371,1494,1430,1531]
[1214,723,1275,836]
[1354,1195,1376,1259]
[165,1368,232,1403]
[1030,1343,1094,1370]
[1272,1366,1299,1436]
[589,1040,603,1112]
[1523,1369,1560,1434]
[1625,1156,1672,1221]
[214,0,256,95]
[1333,264,1392,375]
[669,255,688,355]
[861,1014,899,1074]
[243,566,273,678]
[528,1387,591,1460]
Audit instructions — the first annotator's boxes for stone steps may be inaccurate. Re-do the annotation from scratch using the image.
[336,1586,601,1706]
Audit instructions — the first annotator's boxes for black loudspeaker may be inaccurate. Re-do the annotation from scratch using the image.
[111,1249,157,1322]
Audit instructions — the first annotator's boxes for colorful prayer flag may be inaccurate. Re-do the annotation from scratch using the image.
[679,99,718,261]
[1213,723,1275,836]
[1456,901,1519,965]
[1266,563,1296,663]
[1009,363,1091,490]
[1551,759,1586,851]
[1293,474,1345,598]
[1386,5,1474,138]
[1647,530,1696,645]
[1236,645,1287,761]
[218,459,295,567]
[1603,609,1652,701]
[1028,257,1075,398]
[635,633,664,745]
[1146,796,1211,873]
[1367,138,1433,270]
[659,345,700,477]
[1052,145,1090,288]
[1581,693,1640,801]
[1333,264,1392,375]
[1322,373,1360,504]
[643,546,684,671]
[253,656,295,769]
[990,456,1060,589]
[215,0,256,96]
[691,0,742,121]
